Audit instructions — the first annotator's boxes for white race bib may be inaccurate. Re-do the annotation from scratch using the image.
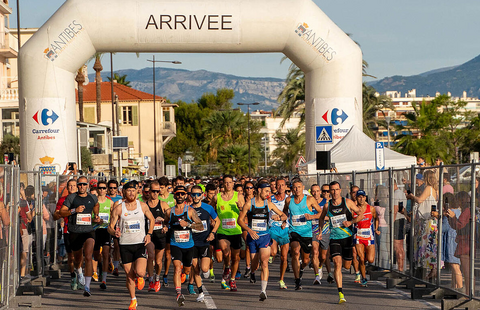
[153,218,163,231]
[174,230,191,242]
[76,213,91,225]
[357,228,371,238]
[124,220,141,233]
[99,213,109,223]
[291,214,307,226]
[252,219,267,232]
[192,220,208,233]
[331,214,347,228]
[222,218,237,229]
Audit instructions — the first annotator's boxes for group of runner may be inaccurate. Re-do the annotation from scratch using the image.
[54,174,380,309]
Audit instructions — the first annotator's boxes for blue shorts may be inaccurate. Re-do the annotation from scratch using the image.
[246,233,272,254]
[269,225,290,246]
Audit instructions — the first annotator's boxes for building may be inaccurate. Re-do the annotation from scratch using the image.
[77,81,177,176]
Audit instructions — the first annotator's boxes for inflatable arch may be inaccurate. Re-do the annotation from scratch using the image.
[19,0,362,172]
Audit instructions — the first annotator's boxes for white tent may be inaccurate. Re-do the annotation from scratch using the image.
[302,126,416,173]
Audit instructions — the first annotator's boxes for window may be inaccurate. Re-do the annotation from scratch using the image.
[122,106,138,126]
[84,107,95,123]
[2,108,18,120]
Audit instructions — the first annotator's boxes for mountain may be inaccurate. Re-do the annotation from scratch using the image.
[88,67,285,112]
[369,54,480,98]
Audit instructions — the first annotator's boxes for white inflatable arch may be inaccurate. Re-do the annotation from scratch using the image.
[19,0,362,172]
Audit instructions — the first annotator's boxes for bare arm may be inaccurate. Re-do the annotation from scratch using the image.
[237,193,245,211]
[238,199,251,232]
[268,201,287,221]
[107,204,121,236]
[0,202,9,226]
[408,186,434,204]
[141,202,155,236]
[187,207,205,231]
[345,199,364,227]
[305,196,322,220]
[371,206,380,233]
[318,204,328,236]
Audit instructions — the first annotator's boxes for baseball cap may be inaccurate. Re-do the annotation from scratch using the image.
[89,179,98,187]
[123,181,136,190]
[174,185,187,194]
[416,173,423,180]
[356,190,366,197]
[121,178,129,183]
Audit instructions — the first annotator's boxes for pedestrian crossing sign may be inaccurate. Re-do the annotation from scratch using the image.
[316,125,333,144]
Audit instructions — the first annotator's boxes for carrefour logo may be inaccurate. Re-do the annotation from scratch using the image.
[322,108,348,125]
[33,109,59,126]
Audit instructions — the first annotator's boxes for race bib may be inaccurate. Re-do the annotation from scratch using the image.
[291,214,307,226]
[99,213,109,223]
[76,214,91,225]
[153,218,163,231]
[222,218,236,229]
[192,220,208,233]
[174,230,190,242]
[357,228,371,238]
[252,219,267,232]
[312,219,319,226]
[124,220,141,233]
[331,214,347,228]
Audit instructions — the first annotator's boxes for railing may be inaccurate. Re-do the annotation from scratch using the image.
[0,32,18,53]
[0,88,18,101]
[162,121,176,133]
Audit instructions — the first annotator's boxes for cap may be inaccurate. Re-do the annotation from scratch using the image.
[89,179,98,186]
[123,181,136,190]
[356,190,366,197]
[121,178,129,183]
[416,173,423,180]
[174,185,187,194]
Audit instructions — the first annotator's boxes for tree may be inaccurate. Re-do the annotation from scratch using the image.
[107,73,131,87]
[81,146,93,170]
[362,82,395,140]
[271,127,305,173]
[76,66,86,122]
[217,145,253,175]
[197,88,235,110]
[0,134,20,164]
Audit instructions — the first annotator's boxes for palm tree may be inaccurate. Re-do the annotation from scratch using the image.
[107,73,132,87]
[217,145,250,175]
[271,127,305,172]
[75,66,86,122]
[362,82,395,139]
[92,53,103,123]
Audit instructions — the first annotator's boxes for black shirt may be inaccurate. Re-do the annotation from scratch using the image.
[64,193,98,233]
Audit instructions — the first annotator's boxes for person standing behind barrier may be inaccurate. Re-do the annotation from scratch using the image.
[452,191,472,294]
[19,184,33,278]
[393,180,406,272]
[374,185,389,269]
[406,170,438,280]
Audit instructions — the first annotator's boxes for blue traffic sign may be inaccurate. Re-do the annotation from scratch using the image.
[316,125,333,144]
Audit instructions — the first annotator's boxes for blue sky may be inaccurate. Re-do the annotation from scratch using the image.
[11,1,480,82]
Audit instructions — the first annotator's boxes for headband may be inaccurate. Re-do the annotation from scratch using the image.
[257,183,270,189]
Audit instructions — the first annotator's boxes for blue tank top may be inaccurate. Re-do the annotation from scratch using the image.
[288,195,313,237]
[169,205,194,249]
[247,198,270,236]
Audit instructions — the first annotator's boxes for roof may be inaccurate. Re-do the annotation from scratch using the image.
[77,81,165,102]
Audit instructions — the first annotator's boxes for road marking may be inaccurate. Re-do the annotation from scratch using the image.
[202,286,217,309]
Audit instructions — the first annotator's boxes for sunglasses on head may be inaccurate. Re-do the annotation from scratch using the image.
[98,187,107,190]
[150,190,160,193]
[190,193,202,197]
[78,183,88,186]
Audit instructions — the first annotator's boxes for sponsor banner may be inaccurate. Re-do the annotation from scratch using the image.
[294,22,337,63]
[138,2,240,44]
[314,98,356,146]
[43,20,85,62]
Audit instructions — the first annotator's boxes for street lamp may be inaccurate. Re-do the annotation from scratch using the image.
[385,116,391,148]
[147,56,181,177]
[237,102,259,177]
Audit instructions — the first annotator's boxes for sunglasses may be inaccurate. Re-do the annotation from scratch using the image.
[109,187,117,189]
[98,187,107,190]
[78,183,88,186]
[246,186,254,190]
[150,190,160,194]
[285,190,291,193]
[175,192,186,196]
[322,190,329,193]
[190,193,202,197]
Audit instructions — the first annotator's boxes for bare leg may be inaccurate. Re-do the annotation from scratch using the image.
[123,263,135,299]
[394,239,405,271]
[290,241,301,279]
[280,243,289,281]
[164,244,171,276]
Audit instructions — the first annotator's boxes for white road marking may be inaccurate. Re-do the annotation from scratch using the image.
[202,286,217,309]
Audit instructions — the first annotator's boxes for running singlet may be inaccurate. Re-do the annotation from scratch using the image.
[93,198,112,230]
[146,200,166,239]
[216,191,242,236]
[119,200,146,245]
[318,199,330,235]
[288,195,313,238]
[354,204,374,241]
[192,202,217,247]
[327,198,353,240]
[108,195,123,204]
[247,198,270,236]
[159,194,176,208]
[270,195,287,228]
[169,205,194,249]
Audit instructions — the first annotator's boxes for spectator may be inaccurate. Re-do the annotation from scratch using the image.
[417,156,428,167]
[374,184,390,269]
[443,173,454,194]
[18,184,33,277]
[416,173,426,195]
[393,180,406,271]
[452,191,472,294]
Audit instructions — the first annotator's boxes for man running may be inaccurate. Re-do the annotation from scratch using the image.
[204,183,222,282]
[108,181,155,310]
[239,180,287,301]
[145,180,170,292]
[188,185,220,302]
[59,176,100,297]
[282,179,323,291]
[349,185,362,283]
[318,181,364,304]
[107,180,123,276]
[310,184,328,285]
[165,185,204,306]
[158,176,175,287]
[269,177,290,289]
[318,184,334,284]
[93,180,113,290]
[212,175,245,291]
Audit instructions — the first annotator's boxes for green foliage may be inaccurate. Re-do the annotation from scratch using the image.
[197,88,234,110]
[81,147,93,170]
[363,82,395,139]
[271,127,305,173]
[107,73,131,87]
[0,134,20,164]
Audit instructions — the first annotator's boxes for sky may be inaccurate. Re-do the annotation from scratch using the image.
[10,0,480,82]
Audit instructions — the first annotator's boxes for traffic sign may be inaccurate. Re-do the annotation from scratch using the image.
[295,156,306,168]
[316,125,333,144]
[375,142,385,170]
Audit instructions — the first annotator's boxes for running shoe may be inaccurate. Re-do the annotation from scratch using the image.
[244,268,251,279]
[196,292,205,302]
[235,271,241,280]
[83,287,91,297]
[279,280,287,289]
[354,273,361,283]
[70,275,78,291]
[327,274,335,284]
[100,281,107,290]
[108,262,114,273]
[259,291,267,301]
[163,275,169,287]
[294,279,302,291]
[188,283,196,295]
[221,280,230,290]
[176,293,185,307]
[318,267,323,280]
[154,281,161,292]
[299,268,304,279]
[112,268,119,277]
[250,273,256,284]
[229,280,237,292]
[313,275,321,285]
[148,281,155,292]
[210,272,215,283]
[360,278,368,287]
[128,299,137,310]
[222,268,231,281]
[339,292,346,304]
[92,272,99,282]
[137,277,145,290]
[269,257,273,264]
[77,272,86,286]
[181,273,186,284]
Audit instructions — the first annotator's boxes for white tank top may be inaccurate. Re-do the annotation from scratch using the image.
[119,200,146,245]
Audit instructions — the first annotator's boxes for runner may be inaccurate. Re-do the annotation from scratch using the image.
[318,184,334,284]
[212,174,245,291]
[241,181,255,279]
[145,180,169,292]
[349,185,362,283]
[282,178,323,291]
[269,177,290,289]
[204,183,222,282]
[238,180,287,301]
[92,180,113,290]
[188,185,220,302]
[158,176,175,287]
[310,184,327,285]
[138,181,150,203]
[354,190,379,287]
[318,181,364,304]
[108,181,155,310]
[164,185,204,306]
[107,180,123,277]
[59,176,100,297]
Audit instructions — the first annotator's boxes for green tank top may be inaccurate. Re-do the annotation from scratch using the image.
[94,198,112,229]
[216,191,242,235]
[159,193,176,208]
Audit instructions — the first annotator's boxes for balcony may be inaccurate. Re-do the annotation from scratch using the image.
[0,32,17,58]
[0,87,18,102]
[162,121,176,136]
[0,1,12,15]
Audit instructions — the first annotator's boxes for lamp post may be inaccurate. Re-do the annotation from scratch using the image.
[385,116,391,148]
[147,56,181,177]
[237,102,259,177]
